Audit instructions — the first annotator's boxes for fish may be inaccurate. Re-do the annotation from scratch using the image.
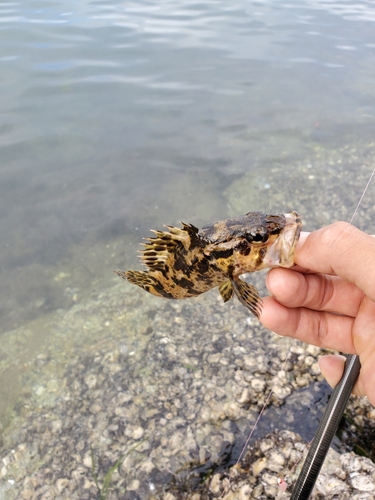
[115,211,302,318]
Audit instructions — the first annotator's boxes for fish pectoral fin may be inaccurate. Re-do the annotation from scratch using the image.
[218,281,234,303]
[232,279,262,318]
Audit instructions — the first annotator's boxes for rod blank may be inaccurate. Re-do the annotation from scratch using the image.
[290,354,361,500]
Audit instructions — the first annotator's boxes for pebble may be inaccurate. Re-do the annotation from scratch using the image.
[272,384,292,400]
[127,479,140,491]
[132,426,144,440]
[89,403,101,414]
[82,451,92,468]
[56,478,69,492]
[351,475,375,492]
[199,406,211,421]
[1,205,375,500]
[304,355,315,367]
[207,353,222,363]
[20,489,33,500]
[250,378,265,392]
[209,473,221,494]
[325,477,348,494]
[84,373,97,389]
[310,362,321,376]
[252,457,268,476]
[50,420,62,433]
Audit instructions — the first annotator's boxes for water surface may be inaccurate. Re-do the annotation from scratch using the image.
[1,0,375,331]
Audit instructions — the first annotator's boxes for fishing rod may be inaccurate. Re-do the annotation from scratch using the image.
[290,166,375,499]
[290,354,361,499]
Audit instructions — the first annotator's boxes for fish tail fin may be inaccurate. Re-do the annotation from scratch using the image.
[114,269,164,297]
[232,278,262,318]
[218,280,234,303]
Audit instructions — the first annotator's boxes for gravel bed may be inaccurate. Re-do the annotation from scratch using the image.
[189,429,375,500]
[0,277,374,499]
[1,141,375,499]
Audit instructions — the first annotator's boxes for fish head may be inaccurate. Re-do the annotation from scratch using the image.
[261,211,302,268]
[199,211,302,276]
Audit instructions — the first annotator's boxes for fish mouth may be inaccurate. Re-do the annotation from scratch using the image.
[263,211,302,268]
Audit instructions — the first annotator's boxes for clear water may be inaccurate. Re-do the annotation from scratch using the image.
[1,0,375,332]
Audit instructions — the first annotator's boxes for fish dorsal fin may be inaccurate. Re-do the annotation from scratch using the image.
[218,281,234,303]
[232,278,262,318]
[180,222,199,235]
[141,223,203,272]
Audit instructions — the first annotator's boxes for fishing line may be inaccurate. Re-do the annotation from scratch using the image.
[290,164,375,500]
[221,164,375,500]
[220,338,297,499]
[236,339,297,464]
[349,166,375,224]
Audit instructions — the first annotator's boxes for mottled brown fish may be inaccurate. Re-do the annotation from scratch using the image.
[115,211,302,318]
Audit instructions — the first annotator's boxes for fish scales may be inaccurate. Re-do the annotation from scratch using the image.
[115,211,302,318]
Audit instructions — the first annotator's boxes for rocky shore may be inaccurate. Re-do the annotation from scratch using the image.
[2,141,375,499]
[0,273,375,499]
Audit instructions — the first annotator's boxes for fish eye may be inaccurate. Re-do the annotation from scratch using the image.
[246,228,269,244]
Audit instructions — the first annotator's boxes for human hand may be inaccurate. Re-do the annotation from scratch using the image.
[260,222,375,406]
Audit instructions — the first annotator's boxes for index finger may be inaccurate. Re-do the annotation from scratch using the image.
[294,222,375,302]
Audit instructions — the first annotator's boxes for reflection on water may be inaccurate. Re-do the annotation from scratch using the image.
[1,0,375,496]
[1,0,375,331]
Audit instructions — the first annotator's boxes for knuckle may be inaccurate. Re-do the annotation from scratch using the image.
[319,221,353,249]
[320,275,335,309]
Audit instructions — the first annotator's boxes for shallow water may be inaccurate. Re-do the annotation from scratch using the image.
[1,0,375,497]
[1,0,375,333]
